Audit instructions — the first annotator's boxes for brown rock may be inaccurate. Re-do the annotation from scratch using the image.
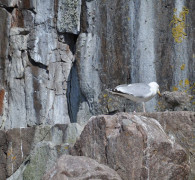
[43,155,122,180]
[160,91,193,111]
[6,127,35,177]
[141,111,195,179]
[0,89,5,115]
[11,8,24,28]
[71,113,190,180]
[0,130,7,180]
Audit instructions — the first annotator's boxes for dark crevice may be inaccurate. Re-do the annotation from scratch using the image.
[27,8,36,14]
[105,139,109,164]
[27,51,48,73]
[19,30,30,36]
[15,77,24,80]
[24,159,30,165]
[80,0,88,33]
[58,31,79,55]
[66,60,84,123]
[0,4,18,13]
[8,55,12,62]
[0,4,37,14]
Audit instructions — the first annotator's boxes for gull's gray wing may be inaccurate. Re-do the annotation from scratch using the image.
[114,83,151,98]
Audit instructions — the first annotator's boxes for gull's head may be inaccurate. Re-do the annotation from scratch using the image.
[148,82,161,96]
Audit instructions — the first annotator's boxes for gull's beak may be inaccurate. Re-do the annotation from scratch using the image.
[157,90,162,96]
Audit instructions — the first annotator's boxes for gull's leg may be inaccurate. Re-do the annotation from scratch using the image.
[142,102,146,112]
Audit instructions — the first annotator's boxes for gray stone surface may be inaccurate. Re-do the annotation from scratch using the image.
[160,91,193,111]
[141,111,195,180]
[0,0,18,7]
[0,123,83,179]
[0,8,11,85]
[43,155,122,180]
[0,0,194,129]
[71,113,190,180]
[0,0,79,129]
[0,130,7,180]
[76,33,101,117]
[0,1,194,178]
[57,0,81,34]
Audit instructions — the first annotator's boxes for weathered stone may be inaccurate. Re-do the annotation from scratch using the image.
[1,0,194,130]
[0,130,7,180]
[47,62,71,94]
[0,1,194,179]
[1,123,83,179]
[21,124,82,180]
[71,113,190,180]
[0,0,75,129]
[57,0,81,34]
[11,8,24,28]
[160,91,193,111]
[6,127,35,177]
[0,0,18,7]
[0,89,5,115]
[22,10,35,29]
[76,0,194,115]
[141,111,195,180]
[76,33,101,115]
[18,0,35,9]
[0,8,11,85]
[43,155,122,180]
[0,0,35,9]
[34,0,55,25]
[28,25,57,65]
[23,142,69,180]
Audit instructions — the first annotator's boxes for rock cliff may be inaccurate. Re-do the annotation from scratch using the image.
[0,0,194,129]
[0,0,194,179]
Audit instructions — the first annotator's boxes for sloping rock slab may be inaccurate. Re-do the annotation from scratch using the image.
[0,123,83,179]
[43,155,122,180]
[71,113,190,180]
[140,111,195,179]
[0,130,7,180]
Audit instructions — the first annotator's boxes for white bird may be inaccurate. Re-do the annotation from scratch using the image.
[110,82,161,112]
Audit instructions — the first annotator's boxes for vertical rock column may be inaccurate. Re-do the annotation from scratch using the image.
[0,0,82,129]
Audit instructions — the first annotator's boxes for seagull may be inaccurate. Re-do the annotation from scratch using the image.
[110,82,161,112]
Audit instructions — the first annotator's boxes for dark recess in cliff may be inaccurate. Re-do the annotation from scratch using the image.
[67,61,81,123]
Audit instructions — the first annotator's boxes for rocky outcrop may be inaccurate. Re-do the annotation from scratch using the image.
[0,0,78,129]
[0,0,194,129]
[76,0,194,114]
[43,155,122,180]
[0,130,7,180]
[159,91,193,111]
[71,113,190,180]
[0,0,194,179]
[141,111,195,180]
[0,123,83,180]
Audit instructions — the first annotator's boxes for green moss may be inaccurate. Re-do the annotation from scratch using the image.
[23,146,50,180]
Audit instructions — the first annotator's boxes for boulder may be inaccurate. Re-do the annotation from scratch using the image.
[71,113,190,180]
[1,123,83,180]
[141,111,195,180]
[43,155,122,180]
[160,91,193,111]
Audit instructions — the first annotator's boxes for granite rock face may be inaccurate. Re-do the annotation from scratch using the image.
[71,113,190,180]
[0,123,83,180]
[0,0,79,129]
[0,0,194,179]
[43,155,122,180]
[0,0,194,129]
[159,91,193,111]
[76,0,194,114]
[142,111,195,180]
